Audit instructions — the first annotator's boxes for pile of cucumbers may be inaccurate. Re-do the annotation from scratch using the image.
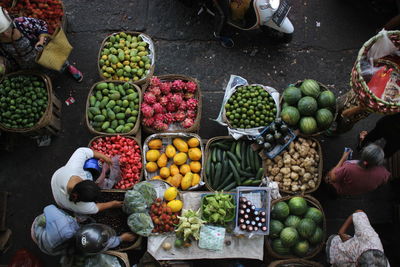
[205,139,264,191]
[87,81,140,133]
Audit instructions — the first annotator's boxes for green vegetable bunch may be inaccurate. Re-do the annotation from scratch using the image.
[175,209,206,241]
[201,192,235,225]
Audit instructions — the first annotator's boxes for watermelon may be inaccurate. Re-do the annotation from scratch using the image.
[281,106,300,126]
[299,117,318,135]
[272,239,291,255]
[272,201,290,220]
[284,215,301,228]
[304,207,323,224]
[280,227,299,247]
[318,90,336,108]
[283,86,302,105]
[297,96,318,116]
[270,220,285,238]
[315,108,333,130]
[309,227,324,244]
[282,102,291,109]
[293,240,310,257]
[300,79,320,98]
[288,197,308,216]
[297,218,317,239]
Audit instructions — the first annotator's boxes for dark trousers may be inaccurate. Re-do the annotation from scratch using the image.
[212,0,231,37]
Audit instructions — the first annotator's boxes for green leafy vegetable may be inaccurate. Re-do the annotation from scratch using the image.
[201,192,236,225]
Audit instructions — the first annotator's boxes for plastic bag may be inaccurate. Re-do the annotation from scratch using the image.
[127,213,154,237]
[367,66,394,98]
[84,254,122,267]
[8,249,43,267]
[96,156,122,189]
[367,29,398,61]
[122,190,148,214]
[133,182,157,206]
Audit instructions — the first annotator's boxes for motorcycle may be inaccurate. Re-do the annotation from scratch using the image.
[180,0,294,42]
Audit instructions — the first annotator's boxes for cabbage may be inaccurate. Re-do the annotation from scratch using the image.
[123,190,148,215]
[127,213,154,237]
[133,182,157,206]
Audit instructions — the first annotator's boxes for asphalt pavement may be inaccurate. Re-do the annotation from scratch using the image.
[0,0,399,266]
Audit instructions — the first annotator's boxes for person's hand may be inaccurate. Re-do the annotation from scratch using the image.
[103,156,113,166]
[120,232,137,242]
[339,233,351,242]
[35,40,45,50]
[112,200,123,208]
[359,131,368,141]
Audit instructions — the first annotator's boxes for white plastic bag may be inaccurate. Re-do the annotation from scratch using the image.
[367,29,398,61]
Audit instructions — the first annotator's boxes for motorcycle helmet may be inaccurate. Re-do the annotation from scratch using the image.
[75,223,116,255]
[83,158,102,180]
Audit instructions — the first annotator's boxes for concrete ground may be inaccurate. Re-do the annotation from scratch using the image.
[0,0,400,265]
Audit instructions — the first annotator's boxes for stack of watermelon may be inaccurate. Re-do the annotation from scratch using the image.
[269,196,325,257]
[280,79,336,135]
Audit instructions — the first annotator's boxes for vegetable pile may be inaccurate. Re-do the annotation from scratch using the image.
[4,0,64,33]
[150,198,181,233]
[0,75,47,129]
[224,85,277,129]
[265,138,320,193]
[201,192,235,225]
[87,81,140,134]
[269,197,325,257]
[281,79,336,135]
[206,139,264,191]
[145,137,202,190]
[175,209,206,241]
[90,136,142,189]
[141,77,199,131]
[99,32,152,82]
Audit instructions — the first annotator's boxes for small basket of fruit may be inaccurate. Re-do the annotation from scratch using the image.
[144,133,204,190]
[280,79,337,136]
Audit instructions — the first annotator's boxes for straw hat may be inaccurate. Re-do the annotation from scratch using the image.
[0,8,12,34]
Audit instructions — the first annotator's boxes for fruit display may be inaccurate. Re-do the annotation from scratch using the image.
[98,32,153,82]
[89,135,142,189]
[141,76,200,131]
[269,196,325,258]
[205,139,264,191]
[4,0,64,33]
[201,192,236,225]
[175,209,206,241]
[144,135,203,190]
[281,79,336,135]
[86,81,141,134]
[265,138,321,193]
[224,85,277,129]
[150,197,181,234]
[0,74,48,129]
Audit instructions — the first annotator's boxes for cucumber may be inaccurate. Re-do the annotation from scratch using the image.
[220,160,230,180]
[216,148,222,162]
[217,173,234,190]
[208,162,215,188]
[226,151,240,167]
[222,151,226,161]
[246,145,252,170]
[205,154,212,178]
[230,141,236,154]
[242,179,254,186]
[241,141,247,161]
[235,141,242,160]
[223,181,237,191]
[249,147,255,171]
[212,142,230,150]
[228,160,241,185]
[254,150,260,171]
[237,168,253,178]
[211,148,217,163]
[251,179,262,185]
[256,168,264,180]
[213,163,222,189]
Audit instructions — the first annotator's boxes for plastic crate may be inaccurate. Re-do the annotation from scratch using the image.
[234,187,271,236]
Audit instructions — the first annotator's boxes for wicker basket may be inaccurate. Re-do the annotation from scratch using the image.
[280,80,338,137]
[85,81,142,136]
[351,31,400,114]
[204,136,263,191]
[143,133,204,190]
[265,195,326,260]
[265,137,323,195]
[97,31,155,86]
[0,70,62,135]
[268,259,323,267]
[104,251,130,266]
[88,136,143,190]
[142,74,202,133]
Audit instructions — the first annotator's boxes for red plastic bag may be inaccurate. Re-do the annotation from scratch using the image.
[367,66,393,98]
[8,249,43,267]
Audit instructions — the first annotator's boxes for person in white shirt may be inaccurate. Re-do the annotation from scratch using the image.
[51,147,122,215]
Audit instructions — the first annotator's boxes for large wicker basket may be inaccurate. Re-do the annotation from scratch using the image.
[85,81,142,136]
[142,74,202,133]
[351,31,400,114]
[265,195,326,260]
[268,259,323,267]
[97,31,155,86]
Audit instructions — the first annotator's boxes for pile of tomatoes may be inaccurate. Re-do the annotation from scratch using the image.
[90,135,142,189]
[4,0,64,33]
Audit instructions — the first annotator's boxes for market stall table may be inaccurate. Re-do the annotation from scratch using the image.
[147,192,264,261]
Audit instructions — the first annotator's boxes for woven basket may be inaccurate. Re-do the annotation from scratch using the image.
[268,259,323,267]
[142,74,202,133]
[85,81,142,136]
[351,30,400,114]
[280,80,338,137]
[265,195,326,260]
[104,251,130,266]
[266,137,323,195]
[0,70,55,133]
[88,136,143,190]
[97,31,155,86]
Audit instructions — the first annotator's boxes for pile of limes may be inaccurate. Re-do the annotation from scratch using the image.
[224,85,277,129]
